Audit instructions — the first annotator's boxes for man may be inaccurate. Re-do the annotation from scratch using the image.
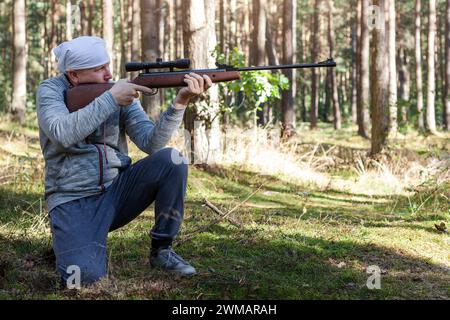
[37,36,212,285]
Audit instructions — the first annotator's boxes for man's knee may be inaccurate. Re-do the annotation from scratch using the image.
[154,147,187,164]
[153,147,188,175]
[56,244,107,287]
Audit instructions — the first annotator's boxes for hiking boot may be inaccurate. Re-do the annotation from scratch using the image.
[150,247,197,276]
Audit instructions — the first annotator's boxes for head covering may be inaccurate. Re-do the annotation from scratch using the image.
[52,36,110,74]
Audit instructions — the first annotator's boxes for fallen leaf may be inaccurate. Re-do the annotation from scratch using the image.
[434,222,448,233]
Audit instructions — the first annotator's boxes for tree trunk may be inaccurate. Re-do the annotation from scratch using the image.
[79,1,88,36]
[182,0,221,165]
[11,0,26,124]
[88,0,94,36]
[371,0,389,155]
[102,0,114,76]
[228,0,237,51]
[265,20,279,65]
[415,0,425,131]
[310,0,320,130]
[358,0,370,138]
[141,0,162,122]
[167,0,174,59]
[119,0,127,78]
[351,3,359,124]
[444,0,450,131]
[387,0,397,138]
[426,0,437,134]
[130,0,141,79]
[327,0,340,130]
[251,0,266,66]
[251,0,268,126]
[281,0,296,139]
[299,25,307,123]
[66,0,72,40]
[397,45,410,124]
[243,0,251,63]
[176,0,184,59]
[49,0,58,77]
[323,70,331,122]
[219,0,226,54]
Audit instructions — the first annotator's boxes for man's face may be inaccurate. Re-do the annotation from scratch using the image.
[67,62,112,86]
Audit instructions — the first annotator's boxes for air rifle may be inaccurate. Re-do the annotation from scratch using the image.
[65,57,336,113]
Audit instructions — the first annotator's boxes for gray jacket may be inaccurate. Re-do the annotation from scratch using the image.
[36,74,185,212]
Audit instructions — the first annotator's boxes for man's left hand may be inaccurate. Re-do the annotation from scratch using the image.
[173,73,213,109]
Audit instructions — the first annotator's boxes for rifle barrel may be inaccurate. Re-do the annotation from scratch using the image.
[236,60,336,72]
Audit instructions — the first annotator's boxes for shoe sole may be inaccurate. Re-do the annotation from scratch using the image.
[150,263,197,277]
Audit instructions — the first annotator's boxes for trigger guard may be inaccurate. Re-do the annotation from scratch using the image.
[143,88,159,96]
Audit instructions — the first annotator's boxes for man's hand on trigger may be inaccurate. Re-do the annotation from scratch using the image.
[173,73,213,109]
[109,79,154,107]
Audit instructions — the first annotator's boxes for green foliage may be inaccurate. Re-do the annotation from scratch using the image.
[212,46,289,115]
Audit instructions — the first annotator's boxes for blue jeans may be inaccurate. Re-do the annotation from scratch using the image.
[49,147,188,284]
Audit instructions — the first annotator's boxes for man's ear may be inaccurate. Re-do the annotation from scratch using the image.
[66,70,79,86]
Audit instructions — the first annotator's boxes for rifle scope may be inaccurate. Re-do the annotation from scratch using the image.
[125,58,190,72]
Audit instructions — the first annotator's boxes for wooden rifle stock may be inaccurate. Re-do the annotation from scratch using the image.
[64,70,241,113]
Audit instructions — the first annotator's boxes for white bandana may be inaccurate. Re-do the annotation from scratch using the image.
[52,36,110,74]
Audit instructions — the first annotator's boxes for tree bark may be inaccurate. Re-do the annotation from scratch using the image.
[182,0,221,165]
[88,0,94,36]
[444,0,450,131]
[327,0,341,130]
[426,0,437,134]
[351,3,359,124]
[243,0,251,63]
[299,25,307,123]
[371,0,389,155]
[358,0,370,138]
[251,0,268,126]
[251,0,266,66]
[167,0,174,60]
[397,45,410,124]
[49,0,58,77]
[415,0,425,131]
[102,0,114,76]
[141,0,162,121]
[219,0,226,54]
[310,0,320,130]
[387,0,397,138]
[265,20,279,65]
[11,0,26,124]
[176,0,184,59]
[130,0,141,80]
[79,1,88,36]
[228,0,237,51]
[119,0,127,78]
[281,0,296,139]
[66,0,72,40]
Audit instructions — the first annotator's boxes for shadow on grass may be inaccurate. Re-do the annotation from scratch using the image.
[1,222,449,299]
[1,210,449,300]
[0,169,448,299]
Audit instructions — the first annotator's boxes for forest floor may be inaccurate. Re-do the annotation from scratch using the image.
[0,112,449,300]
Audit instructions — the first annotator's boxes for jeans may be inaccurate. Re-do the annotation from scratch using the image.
[49,147,188,284]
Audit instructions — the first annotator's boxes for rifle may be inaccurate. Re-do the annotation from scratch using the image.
[65,57,336,113]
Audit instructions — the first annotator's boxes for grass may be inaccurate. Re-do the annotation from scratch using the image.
[0,113,449,300]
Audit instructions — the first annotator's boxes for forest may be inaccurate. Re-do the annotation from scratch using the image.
[0,0,449,300]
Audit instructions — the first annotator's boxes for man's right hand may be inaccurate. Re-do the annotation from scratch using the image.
[109,79,154,106]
